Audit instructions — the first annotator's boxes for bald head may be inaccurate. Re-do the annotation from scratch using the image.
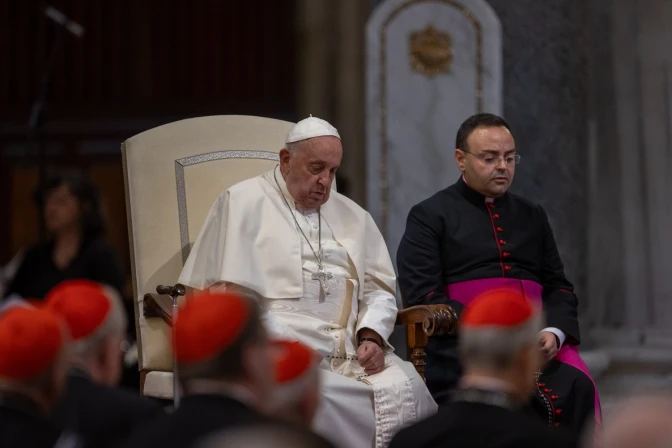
[599,395,672,448]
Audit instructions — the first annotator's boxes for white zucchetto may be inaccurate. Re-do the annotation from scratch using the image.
[285,115,340,144]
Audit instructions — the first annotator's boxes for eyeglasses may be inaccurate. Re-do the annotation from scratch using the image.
[460,149,521,166]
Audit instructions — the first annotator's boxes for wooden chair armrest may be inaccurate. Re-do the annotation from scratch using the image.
[395,304,458,381]
[143,293,175,326]
[142,284,186,327]
[395,304,458,336]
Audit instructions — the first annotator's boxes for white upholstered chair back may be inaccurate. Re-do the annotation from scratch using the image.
[122,115,295,398]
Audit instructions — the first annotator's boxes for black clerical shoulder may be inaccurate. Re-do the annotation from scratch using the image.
[0,392,71,448]
[53,371,164,448]
[398,177,569,302]
[121,394,275,448]
[389,401,576,448]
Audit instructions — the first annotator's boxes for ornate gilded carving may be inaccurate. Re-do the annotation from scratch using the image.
[409,24,453,77]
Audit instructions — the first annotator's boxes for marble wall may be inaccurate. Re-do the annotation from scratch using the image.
[483,0,591,319]
[586,0,672,344]
[366,0,502,270]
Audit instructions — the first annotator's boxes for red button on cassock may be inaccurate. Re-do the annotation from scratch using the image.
[496,227,504,232]
[499,240,506,245]
[504,266,511,271]
[503,252,510,257]
[488,203,495,209]
[555,409,562,415]
[493,214,500,219]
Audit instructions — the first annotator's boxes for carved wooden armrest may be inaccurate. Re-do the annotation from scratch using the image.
[395,304,458,336]
[395,304,458,381]
[143,293,174,326]
[143,284,185,327]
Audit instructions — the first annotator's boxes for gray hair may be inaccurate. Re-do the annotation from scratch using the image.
[285,140,305,156]
[73,285,127,359]
[459,312,543,370]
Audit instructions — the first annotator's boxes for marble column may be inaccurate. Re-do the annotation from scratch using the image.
[485,0,590,316]
[295,0,369,206]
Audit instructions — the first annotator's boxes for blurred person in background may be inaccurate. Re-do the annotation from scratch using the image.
[0,306,81,447]
[595,394,672,448]
[123,291,281,448]
[269,339,321,427]
[2,171,141,391]
[390,290,575,448]
[3,171,124,300]
[44,280,164,448]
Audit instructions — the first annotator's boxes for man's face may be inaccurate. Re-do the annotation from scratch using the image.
[279,136,342,210]
[455,126,516,198]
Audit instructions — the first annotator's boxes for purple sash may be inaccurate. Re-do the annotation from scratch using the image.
[444,278,602,428]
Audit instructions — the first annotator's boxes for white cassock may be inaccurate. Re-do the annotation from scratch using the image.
[179,166,437,448]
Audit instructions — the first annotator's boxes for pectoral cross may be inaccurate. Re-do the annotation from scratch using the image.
[313,264,334,296]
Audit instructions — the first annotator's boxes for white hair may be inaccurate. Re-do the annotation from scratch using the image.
[73,285,127,358]
[285,140,305,156]
[459,312,543,370]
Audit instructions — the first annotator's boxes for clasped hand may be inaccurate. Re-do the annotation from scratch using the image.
[357,341,385,375]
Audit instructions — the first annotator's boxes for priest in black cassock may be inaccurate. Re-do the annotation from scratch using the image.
[397,113,600,442]
[389,290,575,448]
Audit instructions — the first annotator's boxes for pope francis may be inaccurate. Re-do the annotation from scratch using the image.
[178,116,437,448]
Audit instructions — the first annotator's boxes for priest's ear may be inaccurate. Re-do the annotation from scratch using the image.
[455,148,467,172]
[279,148,291,168]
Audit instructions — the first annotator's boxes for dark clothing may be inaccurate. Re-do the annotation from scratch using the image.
[122,394,276,448]
[4,237,124,300]
[397,177,580,402]
[53,368,164,448]
[0,392,78,448]
[390,391,576,448]
[526,359,596,443]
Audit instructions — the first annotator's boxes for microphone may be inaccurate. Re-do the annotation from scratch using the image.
[43,5,85,38]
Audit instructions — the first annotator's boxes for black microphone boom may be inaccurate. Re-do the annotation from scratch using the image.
[26,5,86,239]
[43,6,85,38]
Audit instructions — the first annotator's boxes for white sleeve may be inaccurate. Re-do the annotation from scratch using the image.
[541,327,566,348]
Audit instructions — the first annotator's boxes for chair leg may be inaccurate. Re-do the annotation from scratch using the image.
[407,323,429,381]
[411,347,427,381]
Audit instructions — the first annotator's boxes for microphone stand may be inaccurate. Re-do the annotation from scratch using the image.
[26,24,66,240]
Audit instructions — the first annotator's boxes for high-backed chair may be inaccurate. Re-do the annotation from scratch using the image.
[122,115,455,400]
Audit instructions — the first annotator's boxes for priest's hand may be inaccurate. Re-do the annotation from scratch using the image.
[357,342,385,376]
[539,331,559,360]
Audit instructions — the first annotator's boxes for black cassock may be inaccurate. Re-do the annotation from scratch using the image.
[397,176,599,439]
[122,393,335,448]
[52,368,165,448]
[0,392,80,448]
[389,388,577,448]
